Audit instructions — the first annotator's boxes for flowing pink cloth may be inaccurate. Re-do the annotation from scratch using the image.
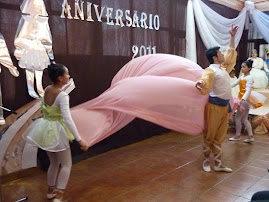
[71,54,208,147]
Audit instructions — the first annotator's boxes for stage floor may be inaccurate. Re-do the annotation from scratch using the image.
[2,131,269,202]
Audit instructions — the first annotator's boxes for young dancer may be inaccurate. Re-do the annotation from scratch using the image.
[23,63,88,202]
[229,60,259,143]
[195,25,238,172]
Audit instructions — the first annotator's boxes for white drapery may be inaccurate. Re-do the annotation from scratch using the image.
[186,0,197,62]
[246,1,269,44]
[186,0,269,62]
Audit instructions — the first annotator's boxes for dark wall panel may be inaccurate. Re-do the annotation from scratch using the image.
[0,0,189,164]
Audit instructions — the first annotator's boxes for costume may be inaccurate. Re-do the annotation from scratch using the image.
[232,75,255,139]
[24,91,82,190]
[197,48,237,167]
[23,91,81,152]
[248,57,268,89]
[231,75,265,140]
[234,75,264,107]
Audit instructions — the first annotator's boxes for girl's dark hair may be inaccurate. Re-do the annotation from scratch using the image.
[242,59,253,69]
[47,63,66,83]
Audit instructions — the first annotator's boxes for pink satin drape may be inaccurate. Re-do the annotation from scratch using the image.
[71,54,208,147]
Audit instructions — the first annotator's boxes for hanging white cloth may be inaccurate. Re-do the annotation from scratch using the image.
[246,1,269,44]
[192,0,247,52]
[186,0,197,62]
[187,0,269,61]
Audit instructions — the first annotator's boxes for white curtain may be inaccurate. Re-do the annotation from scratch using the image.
[186,0,197,62]
[246,1,269,44]
[185,0,269,62]
[192,0,247,52]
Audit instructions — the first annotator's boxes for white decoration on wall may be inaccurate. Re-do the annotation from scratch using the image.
[60,1,160,30]
[0,33,19,125]
[14,0,54,98]
[132,45,156,59]
[74,0,84,20]
[0,34,19,77]
[61,0,73,19]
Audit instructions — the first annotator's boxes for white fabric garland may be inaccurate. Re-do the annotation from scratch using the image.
[186,0,269,62]
[192,0,246,52]
[246,1,269,44]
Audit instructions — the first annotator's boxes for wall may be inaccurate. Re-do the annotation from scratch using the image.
[0,0,188,111]
[0,0,190,172]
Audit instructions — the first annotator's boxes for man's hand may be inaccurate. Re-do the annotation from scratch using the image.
[229,25,239,37]
[195,80,205,90]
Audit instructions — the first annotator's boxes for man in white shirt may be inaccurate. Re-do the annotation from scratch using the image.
[195,25,238,173]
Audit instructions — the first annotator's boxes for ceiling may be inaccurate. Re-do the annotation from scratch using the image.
[208,0,269,11]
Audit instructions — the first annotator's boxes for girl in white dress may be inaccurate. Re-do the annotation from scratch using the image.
[24,63,88,202]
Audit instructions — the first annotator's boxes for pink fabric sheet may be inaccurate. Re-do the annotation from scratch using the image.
[71,54,208,147]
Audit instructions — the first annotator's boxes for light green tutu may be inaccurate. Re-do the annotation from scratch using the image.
[23,100,75,151]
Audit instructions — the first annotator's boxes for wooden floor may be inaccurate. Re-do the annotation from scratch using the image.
[2,131,269,202]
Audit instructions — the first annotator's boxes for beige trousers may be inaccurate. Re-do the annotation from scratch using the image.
[203,103,228,158]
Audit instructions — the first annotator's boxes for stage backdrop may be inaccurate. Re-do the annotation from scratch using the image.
[0,0,190,172]
[0,0,246,174]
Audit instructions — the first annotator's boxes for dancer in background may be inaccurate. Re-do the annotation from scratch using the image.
[23,63,88,202]
[195,25,238,173]
[229,60,264,143]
